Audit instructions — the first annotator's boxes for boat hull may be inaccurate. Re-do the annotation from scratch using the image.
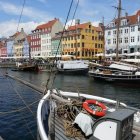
[89,72,140,84]
[12,65,39,72]
[37,90,140,140]
[57,68,89,75]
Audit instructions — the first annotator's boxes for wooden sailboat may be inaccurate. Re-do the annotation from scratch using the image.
[13,35,39,72]
[88,0,140,84]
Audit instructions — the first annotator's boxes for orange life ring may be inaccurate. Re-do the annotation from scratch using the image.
[83,100,107,117]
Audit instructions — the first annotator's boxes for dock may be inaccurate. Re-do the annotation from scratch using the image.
[0,62,16,68]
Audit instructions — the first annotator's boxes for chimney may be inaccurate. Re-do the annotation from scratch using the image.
[125,12,128,17]
[75,19,80,25]
[21,28,24,33]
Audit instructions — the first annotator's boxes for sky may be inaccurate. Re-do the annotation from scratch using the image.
[0,0,140,37]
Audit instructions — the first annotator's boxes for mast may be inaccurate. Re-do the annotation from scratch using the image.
[29,45,31,64]
[102,16,105,62]
[116,0,121,61]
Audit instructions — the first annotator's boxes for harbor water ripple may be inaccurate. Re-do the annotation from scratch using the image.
[0,68,140,140]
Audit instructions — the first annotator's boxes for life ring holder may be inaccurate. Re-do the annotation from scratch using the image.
[83,100,107,117]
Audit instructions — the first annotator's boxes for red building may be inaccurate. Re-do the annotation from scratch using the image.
[0,41,7,57]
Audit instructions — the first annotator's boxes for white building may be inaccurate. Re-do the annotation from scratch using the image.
[105,10,140,54]
[40,18,63,57]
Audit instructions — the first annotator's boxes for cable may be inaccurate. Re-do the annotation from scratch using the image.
[70,0,79,27]
[44,0,74,93]
[6,77,35,117]
[0,100,39,115]
[16,0,26,32]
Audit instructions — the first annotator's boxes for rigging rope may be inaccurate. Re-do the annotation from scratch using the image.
[70,0,79,27]
[44,0,74,93]
[6,77,35,117]
[0,99,39,115]
[0,0,36,139]
[22,115,36,140]
[5,76,36,139]
[16,0,26,32]
[44,0,80,93]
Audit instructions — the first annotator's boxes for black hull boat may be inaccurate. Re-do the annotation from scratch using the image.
[37,90,140,140]
[12,62,39,72]
[89,70,140,84]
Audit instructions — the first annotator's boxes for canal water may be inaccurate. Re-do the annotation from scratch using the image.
[0,68,140,140]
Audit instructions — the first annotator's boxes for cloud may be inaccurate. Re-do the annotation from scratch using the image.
[81,10,99,17]
[0,1,53,21]
[65,19,76,29]
[92,21,100,27]
[0,20,43,37]
[37,0,47,3]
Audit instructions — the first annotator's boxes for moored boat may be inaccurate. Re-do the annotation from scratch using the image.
[12,62,39,72]
[37,89,140,140]
[57,60,89,75]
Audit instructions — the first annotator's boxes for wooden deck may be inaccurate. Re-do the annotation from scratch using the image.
[48,110,140,140]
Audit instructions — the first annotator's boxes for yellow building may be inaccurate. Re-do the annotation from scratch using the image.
[61,22,104,60]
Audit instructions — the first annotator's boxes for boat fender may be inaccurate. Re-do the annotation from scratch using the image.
[83,100,107,117]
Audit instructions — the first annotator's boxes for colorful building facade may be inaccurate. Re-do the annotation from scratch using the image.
[61,22,104,59]
[30,18,63,57]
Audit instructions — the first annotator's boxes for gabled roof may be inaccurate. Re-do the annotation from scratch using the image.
[107,10,140,28]
[35,18,58,30]
[67,23,89,31]
[94,26,103,32]
[10,31,20,38]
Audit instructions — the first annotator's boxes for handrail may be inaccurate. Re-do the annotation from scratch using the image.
[37,90,51,140]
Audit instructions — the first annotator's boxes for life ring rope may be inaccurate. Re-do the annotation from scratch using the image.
[83,99,107,117]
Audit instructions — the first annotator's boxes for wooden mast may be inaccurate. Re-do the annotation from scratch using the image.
[116,0,121,61]
[102,16,105,62]
[29,45,31,64]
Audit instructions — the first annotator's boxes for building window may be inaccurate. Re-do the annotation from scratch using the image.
[77,43,80,47]
[138,25,140,31]
[124,37,128,43]
[113,38,116,44]
[71,43,73,48]
[131,26,135,32]
[119,29,123,34]
[138,36,140,42]
[124,28,128,33]
[107,39,111,44]
[113,30,116,35]
[95,43,97,48]
[108,31,111,35]
[131,36,135,42]
[119,38,122,43]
